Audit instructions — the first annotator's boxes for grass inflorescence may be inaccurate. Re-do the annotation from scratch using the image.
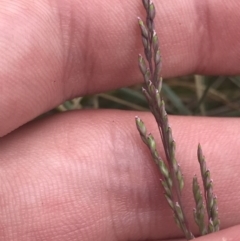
[135,1,220,239]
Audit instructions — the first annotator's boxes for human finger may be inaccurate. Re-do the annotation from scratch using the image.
[1,0,240,136]
[0,111,239,240]
[194,225,240,241]
[162,225,240,241]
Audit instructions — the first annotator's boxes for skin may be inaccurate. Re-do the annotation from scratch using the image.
[0,0,239,240]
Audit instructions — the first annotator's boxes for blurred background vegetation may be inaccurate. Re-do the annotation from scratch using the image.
[56,76,240,117]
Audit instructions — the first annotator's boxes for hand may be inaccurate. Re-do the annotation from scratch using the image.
[0,0,239,240]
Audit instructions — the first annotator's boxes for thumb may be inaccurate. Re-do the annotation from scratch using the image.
[195,225,240,241]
